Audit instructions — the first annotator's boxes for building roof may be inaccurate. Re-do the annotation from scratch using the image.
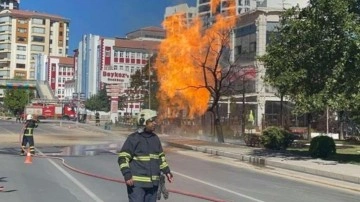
[0,9,69,21]
[49,56,74,66]
[126,26,165,35]
[114,39,160,52]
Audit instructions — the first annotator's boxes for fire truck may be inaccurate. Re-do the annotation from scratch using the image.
[24,99,77,120]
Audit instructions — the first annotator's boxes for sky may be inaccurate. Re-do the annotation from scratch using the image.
[21,0,196,54]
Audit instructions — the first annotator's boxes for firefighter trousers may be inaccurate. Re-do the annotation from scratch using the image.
[21,135,35,154]
[127,185,158,202]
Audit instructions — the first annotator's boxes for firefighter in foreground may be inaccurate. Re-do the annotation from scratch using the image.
[118,109,173,202]
[20,114,38,155]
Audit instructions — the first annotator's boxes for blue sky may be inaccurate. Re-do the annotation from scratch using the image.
[21,0,196,54]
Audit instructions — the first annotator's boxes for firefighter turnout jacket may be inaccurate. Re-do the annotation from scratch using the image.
[118,130,171,188]
[24,120,38,136]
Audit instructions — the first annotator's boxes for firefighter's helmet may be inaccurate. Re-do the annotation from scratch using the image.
[137,109,157,126]
[26,114,33,120]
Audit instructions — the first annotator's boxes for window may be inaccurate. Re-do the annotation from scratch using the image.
[51,63,56,71]
[125,66,129,71]
[249,42,256,52]
[31,53,38,60]
[31,45,44,52]
[32,27,45,34]
[105,50,111,57]
[17,19,27,24]
[16,63,25,69]
[0,25,11,32]
[0,17,10,23]
[236,45,242,54]
[131,66,134,73]
[32,18,44,25]
[30,71,35,78]
[0,43,10,50]
[130,52,135,59]
[125,52,129,58]
[16,54,26,60]
[17,28,27,33]
[17,37,27,42]
[120,51,124,58]
[59,49,63,54]
[32,36,45,43]
[17,46,26,51]
[0,35,9,41]
[59,31,63,36]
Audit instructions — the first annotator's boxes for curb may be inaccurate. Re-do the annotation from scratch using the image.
[166,142,266,166]
[265,160,360,185]
[165,141,360,185]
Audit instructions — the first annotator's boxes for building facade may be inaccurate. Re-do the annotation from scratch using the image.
[47,56,74,100]
[74,27,163,120]
[164,3,197,27]
[0,0,19,10]
[0,9,69,80]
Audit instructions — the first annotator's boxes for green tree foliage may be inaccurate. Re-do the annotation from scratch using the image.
[261,0,360,113]
[309,135,336,158]
[130,54,159,110]
[260,126,294,150]
[4,89,34,114]
[85,85,110,112]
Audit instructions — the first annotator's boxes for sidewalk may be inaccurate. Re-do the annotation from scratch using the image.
[159,134,360,187]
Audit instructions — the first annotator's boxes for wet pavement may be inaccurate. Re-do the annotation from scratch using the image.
[1,119,359,191]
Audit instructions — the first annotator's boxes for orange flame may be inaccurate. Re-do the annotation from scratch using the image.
[156,0,237,118]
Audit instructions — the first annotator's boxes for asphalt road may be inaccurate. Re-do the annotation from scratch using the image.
[0,120,359,202]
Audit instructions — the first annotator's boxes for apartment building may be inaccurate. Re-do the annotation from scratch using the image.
[47,56,74,100]
[0,0,19,10]
[0,9,69,80]
[164,3,197,27]
[197,0,257,26]
[76,27,164,99]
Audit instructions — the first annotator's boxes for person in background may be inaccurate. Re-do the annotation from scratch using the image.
[118,109,173,202]
[20,114,38,155]
[95,111,100,126]
[15,111,21,123]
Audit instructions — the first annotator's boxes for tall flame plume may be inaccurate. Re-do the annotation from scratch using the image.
[155,0,237,118]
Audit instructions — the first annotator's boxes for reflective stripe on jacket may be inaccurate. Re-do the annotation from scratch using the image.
[118,131,171,188]
[24,120,38,136]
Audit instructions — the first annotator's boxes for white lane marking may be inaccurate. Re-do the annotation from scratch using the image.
[173,171,265,202]
[37,150,104,202]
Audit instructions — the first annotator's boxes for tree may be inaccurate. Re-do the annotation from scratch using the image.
[155,1,253,142]
[4,89,34,114]
[261,0,360,139]
[85,85,110,112]
[130,54,159,110]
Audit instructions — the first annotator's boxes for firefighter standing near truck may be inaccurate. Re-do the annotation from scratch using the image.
[118,109,173,202]
[20,114,38,156]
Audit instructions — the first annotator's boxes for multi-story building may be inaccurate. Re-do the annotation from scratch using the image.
[74,27,163,121]
[257,0,309,9]
[47,56,74,100]
[197,0,258,26]
[0,9,69,80]
[126,26,165,41]
[0,0,19,10]
[164,3,197,27]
